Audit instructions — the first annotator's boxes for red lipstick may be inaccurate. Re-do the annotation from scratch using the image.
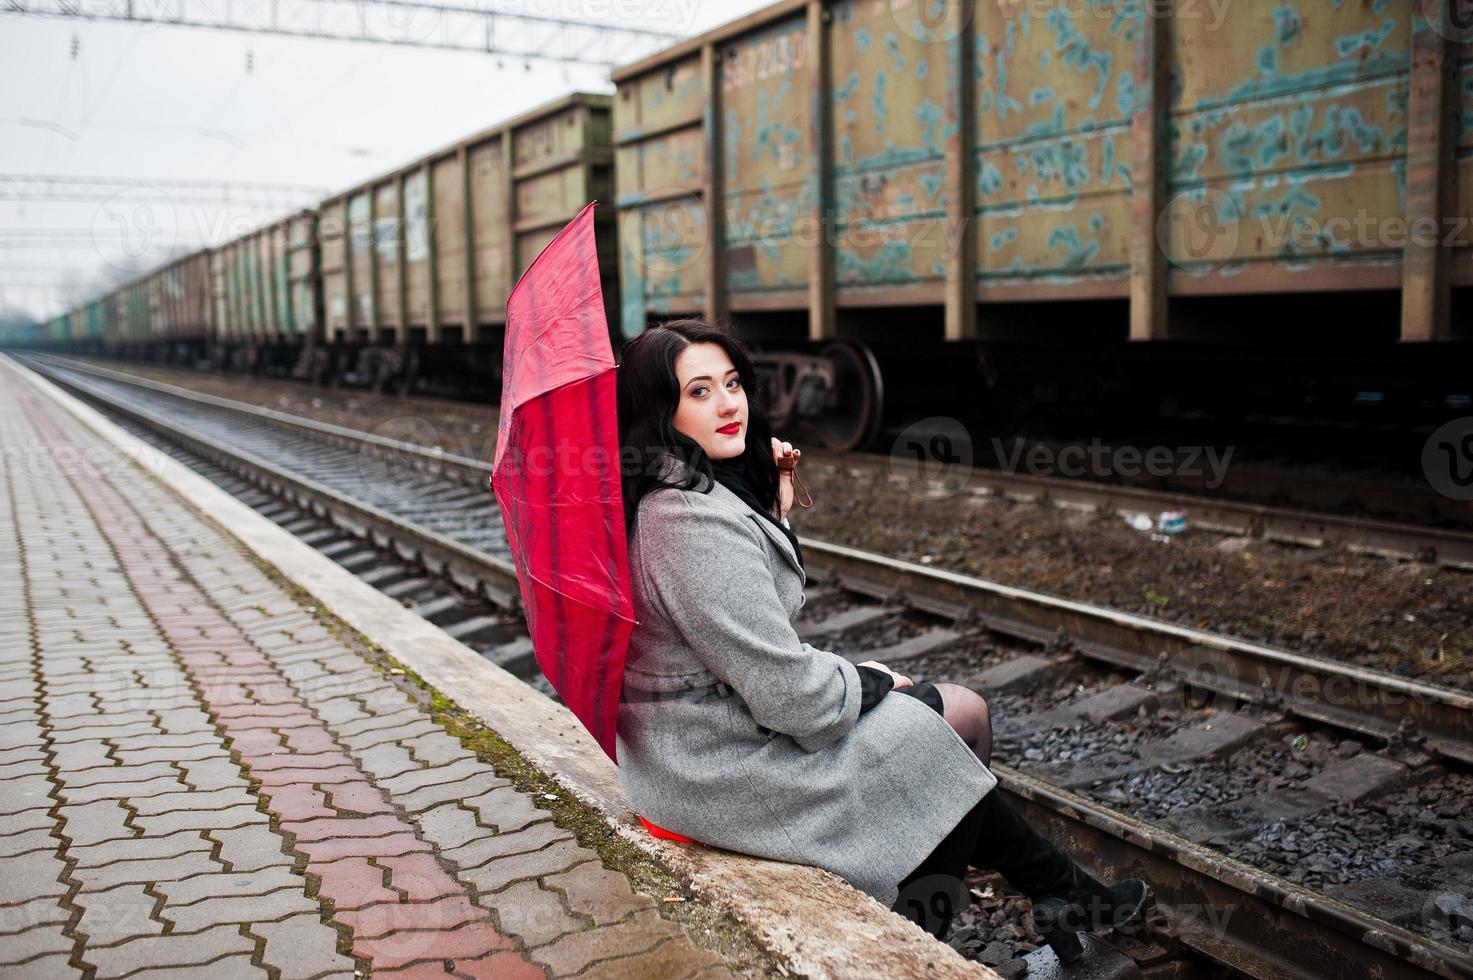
[717,422,741,435]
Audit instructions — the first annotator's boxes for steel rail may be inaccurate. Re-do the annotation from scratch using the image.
[31,359,521,611]
[998,768,1473,980]
[45,354,1473,567]
[26,354,1473,980]
[807,538,1473,767]
[859,453,1473,570]
[31,354,1473,766]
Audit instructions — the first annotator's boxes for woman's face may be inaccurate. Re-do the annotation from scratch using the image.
[672,342,748,461]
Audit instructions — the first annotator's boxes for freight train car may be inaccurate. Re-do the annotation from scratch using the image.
[0,321,42,348]
[43,315,69,347]
[79,93,613,396]
[110,271,158,358]
[613,0,1473,448]
[109,251,211,363]
[78,298,108,355]
[210,209,319,376]
[316,92,617,394]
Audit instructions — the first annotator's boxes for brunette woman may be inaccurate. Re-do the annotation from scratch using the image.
[614,319,1146,960]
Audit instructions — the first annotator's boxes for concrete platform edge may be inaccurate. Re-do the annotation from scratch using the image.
[6,355,997,980]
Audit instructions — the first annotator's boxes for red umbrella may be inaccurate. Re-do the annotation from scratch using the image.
[491,202,634,762]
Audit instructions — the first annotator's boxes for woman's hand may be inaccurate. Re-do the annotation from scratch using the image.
[771,437,801,521]
[857,660,913,689]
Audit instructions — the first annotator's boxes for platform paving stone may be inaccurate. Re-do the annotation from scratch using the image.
[164,888,321,931]
[74,884,165,945]
[1,362,739,976]
[82,923,258,977]
[0,849,70,904]
[0,836,59,868]
[531,908,683,975]
[0,921,74,966]
[0,896,69,938]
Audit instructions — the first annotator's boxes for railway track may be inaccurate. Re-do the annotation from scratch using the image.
[58,356,1473,569]
[836,444,1473,571]
[20,352,1473,980]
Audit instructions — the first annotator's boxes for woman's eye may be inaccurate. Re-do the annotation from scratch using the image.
[727,378,741,389]
[690,386,707,397]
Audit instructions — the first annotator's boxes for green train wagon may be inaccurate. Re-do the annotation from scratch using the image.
[210,209,320,372]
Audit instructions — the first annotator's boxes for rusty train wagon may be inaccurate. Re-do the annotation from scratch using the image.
[110,275,156,359]
[156,251,214,362]
[0,320,43,348]
[316,92,617,394]
[613,0,1473,449]
[76,298,108,355]
[209,209,321,375]
[97,253,210,362]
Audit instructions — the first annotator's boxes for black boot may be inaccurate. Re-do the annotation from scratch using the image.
[1032,864,1148,964]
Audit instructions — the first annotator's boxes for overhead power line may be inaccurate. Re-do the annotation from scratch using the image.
[9,0,686,67]
[0,229,220,247]
[0,173,327,208]
[0,281,109,289]
[0,262,176,272]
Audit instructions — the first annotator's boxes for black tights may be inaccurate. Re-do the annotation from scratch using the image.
[935,682,993,767]
[891,790,1073,940]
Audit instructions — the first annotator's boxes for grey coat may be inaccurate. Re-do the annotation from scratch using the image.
[615,457,997,905]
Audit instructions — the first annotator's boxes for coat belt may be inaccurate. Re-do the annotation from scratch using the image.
[620,680,733,704]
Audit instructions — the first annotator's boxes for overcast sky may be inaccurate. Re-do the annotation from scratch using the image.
[0,1,770,319]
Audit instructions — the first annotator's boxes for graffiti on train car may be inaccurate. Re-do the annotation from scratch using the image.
[722,15,815,296]
[1160,0,1424,282]
[831,0,953,288]
[974,0,1137,285]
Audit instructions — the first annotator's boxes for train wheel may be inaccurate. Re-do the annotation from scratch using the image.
[805,340,883,453]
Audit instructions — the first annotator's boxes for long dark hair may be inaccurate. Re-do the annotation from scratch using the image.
[617,319,779,531]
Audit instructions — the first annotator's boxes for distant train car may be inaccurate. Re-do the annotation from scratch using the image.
[44,314,70,347]
[0,321,42,348]
[81,299,108,354]
[613,0,1473,445]
[60,92,617,397]
[111,275,154,358]
[210,210,318,375]
[316,92,616,393]
[141,250,215,365]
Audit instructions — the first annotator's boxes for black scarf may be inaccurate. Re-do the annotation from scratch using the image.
[709,457,804,570]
